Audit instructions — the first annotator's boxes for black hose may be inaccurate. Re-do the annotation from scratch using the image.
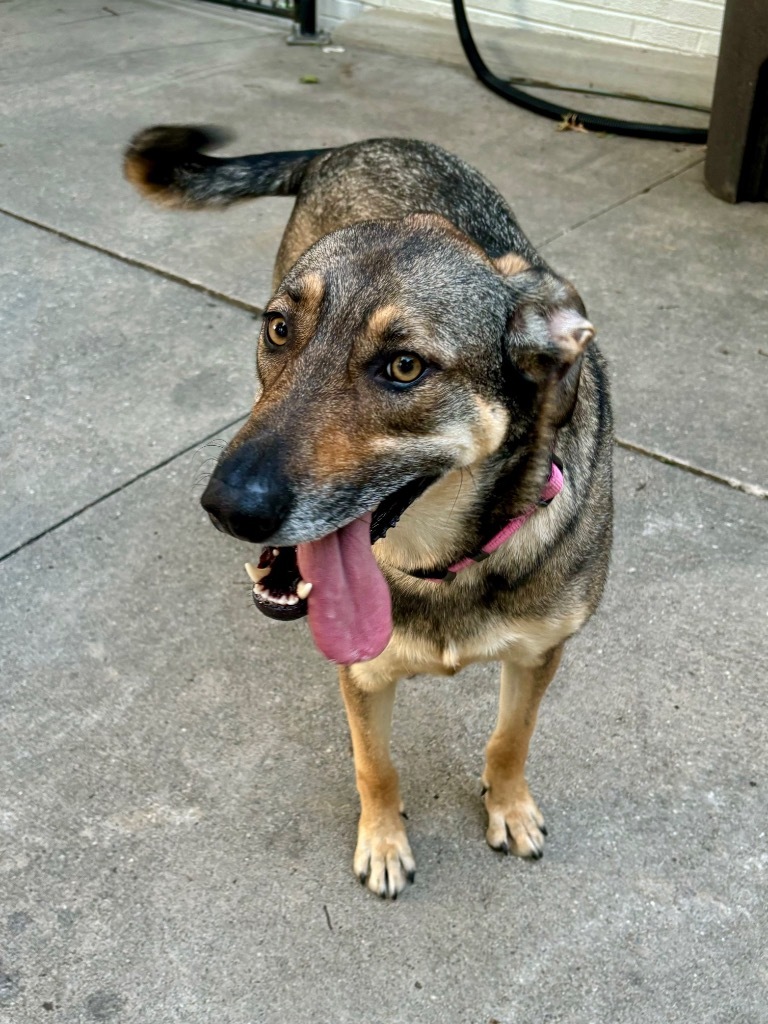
[452,0,709,144]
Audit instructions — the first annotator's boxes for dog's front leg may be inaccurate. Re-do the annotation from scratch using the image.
[339,665,415,898]
[482,643,564,859]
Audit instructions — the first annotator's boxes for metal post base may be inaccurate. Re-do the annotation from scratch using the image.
[286,22,331,44]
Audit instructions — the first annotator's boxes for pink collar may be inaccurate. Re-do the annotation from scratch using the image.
[406,458,564,583]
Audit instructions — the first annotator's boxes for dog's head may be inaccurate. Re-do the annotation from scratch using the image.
[202,213,594,664]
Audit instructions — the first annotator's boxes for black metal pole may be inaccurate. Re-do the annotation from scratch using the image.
[287,0,328,43]
[705,0,768,202]
[297,0,316,36]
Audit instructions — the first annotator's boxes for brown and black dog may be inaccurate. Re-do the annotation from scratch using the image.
[124,127,613,898]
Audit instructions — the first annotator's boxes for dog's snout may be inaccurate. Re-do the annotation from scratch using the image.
[201,442,293,543]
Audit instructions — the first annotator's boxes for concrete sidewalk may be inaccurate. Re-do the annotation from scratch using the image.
[1,2,766,1022]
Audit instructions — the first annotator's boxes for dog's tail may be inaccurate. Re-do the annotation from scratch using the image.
[124,125,328,209]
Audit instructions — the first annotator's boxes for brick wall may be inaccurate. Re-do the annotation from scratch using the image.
[319,0,725,56]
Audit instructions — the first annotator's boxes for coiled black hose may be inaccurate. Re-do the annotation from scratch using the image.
[452,0,709,144]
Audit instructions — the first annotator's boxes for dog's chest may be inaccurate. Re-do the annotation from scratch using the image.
[378,606,588,679]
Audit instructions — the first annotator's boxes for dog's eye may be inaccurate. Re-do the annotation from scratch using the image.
[385,353,424,385]
[265,315,289,347]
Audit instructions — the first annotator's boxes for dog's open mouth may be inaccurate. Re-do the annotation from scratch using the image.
[246,546,311,621]
[245,475,437,666]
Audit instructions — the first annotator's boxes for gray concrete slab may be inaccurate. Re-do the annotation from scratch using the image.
[1,446,766,1024]
[2,3,767,1022]
[1,0,700,309]
[0,213,253,556]
[541,164,768,489]
[0,0,295,310]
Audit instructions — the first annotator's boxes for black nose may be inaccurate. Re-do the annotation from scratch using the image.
[200,441,293,543]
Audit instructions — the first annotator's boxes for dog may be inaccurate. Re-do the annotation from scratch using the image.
[124,126,613,898]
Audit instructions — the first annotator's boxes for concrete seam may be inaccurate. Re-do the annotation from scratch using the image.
[615,437,767,500]
[0,207,263,317]
[0,415,248,565]
[537,153,706,249]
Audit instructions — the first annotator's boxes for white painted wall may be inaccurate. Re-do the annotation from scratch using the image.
[319,0,725,57]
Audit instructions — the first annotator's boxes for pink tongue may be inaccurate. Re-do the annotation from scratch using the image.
[296,512,392,665]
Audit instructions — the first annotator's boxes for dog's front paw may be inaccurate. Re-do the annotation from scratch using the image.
[354,818,415,899]
[482,780,547,859]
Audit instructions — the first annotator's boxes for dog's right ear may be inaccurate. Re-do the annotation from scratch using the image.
[495,254,595,425]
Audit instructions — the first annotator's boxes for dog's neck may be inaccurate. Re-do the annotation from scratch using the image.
[374,440,556,574]
[374,465,489,571]
[403,459,563,581]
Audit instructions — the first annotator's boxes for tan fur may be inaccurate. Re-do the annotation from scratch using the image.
[284,273,326,348]
[293,272,325,311]
[371,405,507,572]
[350,604,588,687]
[482,645,562,856]
[366,304,404,338]
[346,622,575,876]
[472,397,510,458]
[368,398,507,565]
[374,467,481,571]
[339,670,415,895]
[495,252,531,276]
[266,273,325,334]
[123,156,181,207]
[312,426,373,476]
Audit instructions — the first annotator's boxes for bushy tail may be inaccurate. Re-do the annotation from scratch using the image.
[123,125,328,209]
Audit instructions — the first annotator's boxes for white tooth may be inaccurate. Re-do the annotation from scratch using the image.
[272,548,280,556]
[253,583,266,595]
[245,562,271,583]
[296,581,313,600]
[287,595,298,605]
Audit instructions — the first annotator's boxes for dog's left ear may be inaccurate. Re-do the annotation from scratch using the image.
[495,254,595,426]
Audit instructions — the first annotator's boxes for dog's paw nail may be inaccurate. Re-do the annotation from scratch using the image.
[540,825,548,836]
[400,810,409,820]
[480,785,488,797]
[358,872,368,885]
[406,869,416,884]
